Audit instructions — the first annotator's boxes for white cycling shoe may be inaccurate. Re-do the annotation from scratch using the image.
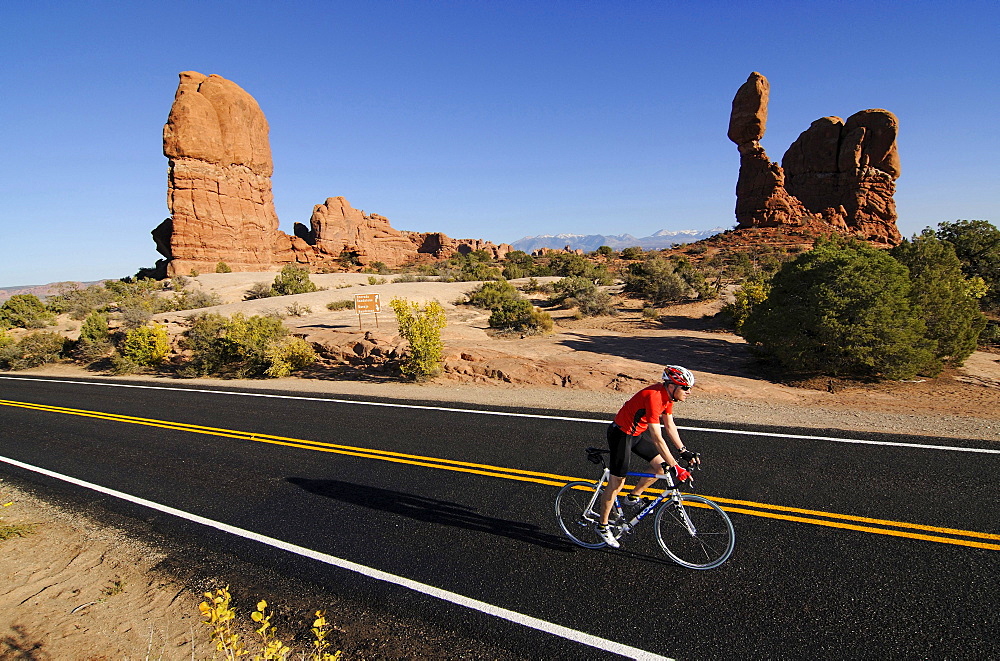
[596,524,620,549]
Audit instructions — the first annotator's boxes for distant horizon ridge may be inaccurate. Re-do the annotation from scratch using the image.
[511,227,727,252]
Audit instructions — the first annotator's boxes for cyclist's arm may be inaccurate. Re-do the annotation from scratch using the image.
[647,420,678,468]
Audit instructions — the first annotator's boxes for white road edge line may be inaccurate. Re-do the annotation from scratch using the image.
[3,375,997,454]
[0,454,670,661]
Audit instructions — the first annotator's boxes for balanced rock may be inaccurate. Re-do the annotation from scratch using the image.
[729,73,812,229]
[156,72,284,275]
[729,72,901,246]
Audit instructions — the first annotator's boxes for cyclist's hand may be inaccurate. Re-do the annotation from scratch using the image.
[671,464,692,483]
[679,448,702,468]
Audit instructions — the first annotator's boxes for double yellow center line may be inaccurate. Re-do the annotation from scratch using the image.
[2,398,997,551]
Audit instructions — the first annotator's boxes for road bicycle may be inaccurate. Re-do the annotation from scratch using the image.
[555,447,735,569]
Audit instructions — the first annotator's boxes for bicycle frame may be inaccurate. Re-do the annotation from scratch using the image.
[583,467,695,537]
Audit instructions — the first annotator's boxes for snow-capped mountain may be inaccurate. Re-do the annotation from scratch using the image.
[511,228,726,253]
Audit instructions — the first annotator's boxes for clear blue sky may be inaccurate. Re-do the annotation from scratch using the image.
[1,0,997,286]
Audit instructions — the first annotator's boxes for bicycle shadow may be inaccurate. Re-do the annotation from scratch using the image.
[286,477,574,552]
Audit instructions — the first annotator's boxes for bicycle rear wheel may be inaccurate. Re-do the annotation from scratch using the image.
[654,494,735,569]
[555,481,607,548]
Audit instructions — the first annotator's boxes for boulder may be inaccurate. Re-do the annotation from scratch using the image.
[728,72,770,146]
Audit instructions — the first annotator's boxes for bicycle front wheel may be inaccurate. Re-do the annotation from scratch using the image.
[654,494,735,569]
[555,481,607,548]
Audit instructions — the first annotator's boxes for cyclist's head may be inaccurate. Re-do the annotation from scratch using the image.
[662,365,695,389]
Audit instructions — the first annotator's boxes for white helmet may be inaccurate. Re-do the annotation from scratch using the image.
[662,365,695,387]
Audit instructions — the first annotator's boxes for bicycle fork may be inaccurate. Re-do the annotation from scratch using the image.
[665,493,699,537]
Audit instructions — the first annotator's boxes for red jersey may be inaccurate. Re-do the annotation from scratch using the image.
[613,383,674,436]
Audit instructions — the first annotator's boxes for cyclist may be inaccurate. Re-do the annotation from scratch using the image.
[596,365,701,548]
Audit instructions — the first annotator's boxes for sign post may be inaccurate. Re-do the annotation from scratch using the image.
[353,293,381,329]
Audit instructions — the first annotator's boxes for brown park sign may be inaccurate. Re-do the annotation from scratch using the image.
[354,292,381,328]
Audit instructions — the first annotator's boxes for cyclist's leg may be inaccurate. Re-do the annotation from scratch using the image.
[600,424,631,524]
[629,434,663,498]
[598,474,625,524]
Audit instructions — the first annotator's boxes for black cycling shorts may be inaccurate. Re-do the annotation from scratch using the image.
[607,423,659,478]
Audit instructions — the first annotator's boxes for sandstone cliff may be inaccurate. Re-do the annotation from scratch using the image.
[728,72,902,246]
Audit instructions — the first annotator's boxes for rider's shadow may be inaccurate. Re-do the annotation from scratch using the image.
[287,477,574,552]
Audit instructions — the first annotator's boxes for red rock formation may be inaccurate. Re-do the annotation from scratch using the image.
[728,72,901,247]
[295,197,422,268]
[154,72,514,274]
[783,109,901,245]
[728,73,813,229]
[156,72,284,275]
[291,197,512,268]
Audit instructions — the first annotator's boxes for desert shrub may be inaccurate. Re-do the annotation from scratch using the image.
[501,264,528,280]
[366,276,387,285]
[460,261,503,281]
[122,324,170,367]
[46,283,115,319]
[0,332,68,370]
[326,300,356,311]
[119,301,154,330]
[642,307,659,320]
[106,278,174,329]
[216,261,232,273]
[339,250,362,267]
[742,237,935,380]
[180,313,228,375]
[465,279,522,309]
[263,337,317,378]
[488,299,553,334]
[550,276,596,306]
[549,277,618,316]
[171,289,222,311]
[503,251,552,278]
[392,274,433,283]
[595,245,616,258]
[520,278,543,294]
[245,282,275,300]
[574,289,618,317]
[0,329,13,350]
[104,277,163,303]
[75,311,112,361]
[181,312,314,378]
[672,257,716,300]
[198,586,341,660]
[623,256,690,304]
[170,276,190,291]
[621,246,645,260]
[285,302,312,316]
[390,298,447,380]
[979,320,1000,349]
[892,232,987,369]
[0,294,55,329]
[272,264,319,296]
[722,278,771,332]
[547,253,613,284]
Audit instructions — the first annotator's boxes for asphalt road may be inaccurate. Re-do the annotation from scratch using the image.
[1,375,998,660]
